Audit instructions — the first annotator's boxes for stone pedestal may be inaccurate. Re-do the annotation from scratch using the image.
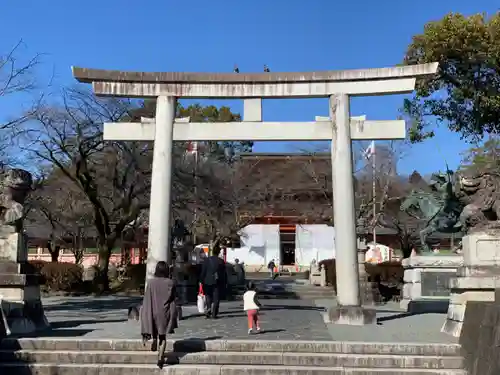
[442,233,500,337]
[0,227,49,336]
[325,304,377,325]
[401,255,463,312]
[309,265,326,287]
[459,289,500,375]
[357,238,375,306]
[324,239,376,325]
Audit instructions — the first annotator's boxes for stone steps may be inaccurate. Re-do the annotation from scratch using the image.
[0,339,466,375]
[230,286,333,300]
[246,272,309,280]
[0,338,462,355]
[0,363,468,375]
[0,350,465,368]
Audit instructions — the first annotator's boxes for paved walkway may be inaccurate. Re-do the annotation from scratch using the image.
[41,297,331,340]
[316,299,458,343]
[38,293,458,343]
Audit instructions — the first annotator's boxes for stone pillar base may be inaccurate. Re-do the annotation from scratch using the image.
[0,299,49,336]
[325,305,377,325]
[357,241,376,306]
[0,262,50,337]
[441,232,500,337]
[441,318,463,337]
[441,277,496,337]
[359,279,376,306]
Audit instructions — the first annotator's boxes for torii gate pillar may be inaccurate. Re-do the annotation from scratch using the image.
[146,96,176,279]
[328,93,374,324]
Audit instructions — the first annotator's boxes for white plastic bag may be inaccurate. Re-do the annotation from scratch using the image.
[197,294,206,314]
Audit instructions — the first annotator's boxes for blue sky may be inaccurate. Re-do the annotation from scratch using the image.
[1,0,498,175]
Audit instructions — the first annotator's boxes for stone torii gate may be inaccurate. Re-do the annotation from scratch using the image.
[72,63,438,325]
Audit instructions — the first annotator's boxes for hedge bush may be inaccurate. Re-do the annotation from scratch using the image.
[123,264,147,291]
[28,259,46,274]
[36,262,83,291]
[27,260,47,284]
[365,260,404,285]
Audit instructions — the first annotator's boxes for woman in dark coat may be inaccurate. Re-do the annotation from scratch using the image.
[140,261,178,369]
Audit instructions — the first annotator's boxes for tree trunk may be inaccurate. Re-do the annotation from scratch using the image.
[50,247,61,262]
[73,248,84,265]
[72,230,85,266]
[47,238,60,262]
[94,242,112,293]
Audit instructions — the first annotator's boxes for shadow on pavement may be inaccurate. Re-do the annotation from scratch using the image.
[164,302,408,323]
[0,338,34,375]
[43,296,142,313]
[181,304,327,320]
[261,304,325,312]
[165,335,223,364]
[6,328,94,338]
[257,328,285,334]
[377,300,449,324]
[50,318,128,329]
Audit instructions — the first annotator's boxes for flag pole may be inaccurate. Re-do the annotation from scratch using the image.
[372,141,377,245]
[192,142,198,245]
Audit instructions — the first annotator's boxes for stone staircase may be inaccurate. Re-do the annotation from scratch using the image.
[231,279,334,301]
[281,283,334,300]
[0,338,467,374]
[258,281,334,300]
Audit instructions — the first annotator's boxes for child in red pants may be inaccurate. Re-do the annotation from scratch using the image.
[243,281,261,334]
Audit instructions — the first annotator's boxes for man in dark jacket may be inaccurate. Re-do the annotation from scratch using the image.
[200,247,226,319]
[233,258,246,286]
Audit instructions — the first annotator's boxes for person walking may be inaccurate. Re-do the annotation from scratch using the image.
[243,281,262,334]
[200,246,226,319]
[234,258,246,286]
[267,259,276,279]
[140,261,178,369]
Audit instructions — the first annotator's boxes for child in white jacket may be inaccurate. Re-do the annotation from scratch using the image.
[243,281,262,334]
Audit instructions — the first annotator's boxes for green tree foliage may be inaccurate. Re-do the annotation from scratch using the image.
[131,99,253,156]
[403,12,500,142]
[460,136,500,172]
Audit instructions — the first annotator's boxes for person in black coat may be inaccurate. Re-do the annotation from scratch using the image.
[234,258,246,286]
[200,246,226,319]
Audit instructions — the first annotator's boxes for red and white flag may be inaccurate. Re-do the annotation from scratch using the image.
[363,141,375,159]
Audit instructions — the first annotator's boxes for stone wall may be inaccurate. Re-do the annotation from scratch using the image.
[401,255,463,312]
[459,289,500,375]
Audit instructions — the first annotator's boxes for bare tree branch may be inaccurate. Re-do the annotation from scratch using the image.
[20,88,152,291]
[0,40,40,100]
[0,40,42,164]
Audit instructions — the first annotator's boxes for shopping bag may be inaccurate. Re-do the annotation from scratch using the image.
[197,284,206,314]
[197,294,206,314]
